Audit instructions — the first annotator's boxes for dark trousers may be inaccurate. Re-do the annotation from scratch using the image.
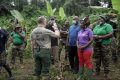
[0,51,13,77]
[68,46,79,72]
[34,48,51,76]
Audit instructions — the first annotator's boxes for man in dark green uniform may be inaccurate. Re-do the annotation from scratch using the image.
[105,15,118,62]
[31,16,60,80]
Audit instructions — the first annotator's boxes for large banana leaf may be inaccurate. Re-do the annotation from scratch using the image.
[10,10,25,27]
[10,10,24,22]
[46,1,53,16]
[53,8,56,15]
[59,7,66,20]
[112,0,120,13]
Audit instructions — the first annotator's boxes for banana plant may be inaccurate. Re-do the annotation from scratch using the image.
[10,10,26,28]
[112,0,120,13]
[46,1,56,17]
[59,7,66,20]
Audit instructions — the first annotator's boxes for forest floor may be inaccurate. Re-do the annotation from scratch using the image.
[0,48,120,80]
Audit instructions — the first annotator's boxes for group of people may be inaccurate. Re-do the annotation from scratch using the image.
[0,20,26,80]
[0,14,118,80]
[30,15,117,80]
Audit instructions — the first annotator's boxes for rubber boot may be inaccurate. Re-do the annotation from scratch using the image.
[86,69,96,80]
[77,67,84,80]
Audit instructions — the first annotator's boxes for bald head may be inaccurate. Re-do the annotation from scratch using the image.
[73,16,79,20]
[72,16,79,25]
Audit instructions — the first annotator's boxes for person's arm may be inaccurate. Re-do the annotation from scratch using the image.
[18,32,25,39]
[66,28,70,47]
[30,31,36,54]
[6,36,13,50]
[80,37,93,49]
[80,30,93,49]
[98,25,113,39]
[76,37,79,48]
[48,23,60,38]
[30,39,35,53]
[98,32,113,39]
[60,29,68,34]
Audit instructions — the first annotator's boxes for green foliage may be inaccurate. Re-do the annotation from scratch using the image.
[46,1,55,16]
[10,10,24,22]
[46,1,53,16]
[89,8,115,15]
[112,0,120,13]
[59,7,66,20]
[89,14,100,23]
[22,5,41,17]
[64,0,89,16]
[10,10,26,27]
[0,15,13,31]
[118,14,120,27]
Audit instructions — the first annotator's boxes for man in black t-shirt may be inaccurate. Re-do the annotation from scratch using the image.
[0,27,14,80]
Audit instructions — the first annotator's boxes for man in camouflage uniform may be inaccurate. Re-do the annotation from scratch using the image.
[9,25,26,67]
[31,16,60,80]
[59,20,69,61]
[93,16,113,79]
[105,15,118,62]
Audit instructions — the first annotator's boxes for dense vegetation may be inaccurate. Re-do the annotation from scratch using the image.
[0,0,120,80]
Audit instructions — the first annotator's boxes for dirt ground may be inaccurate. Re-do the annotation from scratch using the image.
[0,49,120,80]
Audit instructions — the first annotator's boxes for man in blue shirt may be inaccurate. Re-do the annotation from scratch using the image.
[68,16,80,74]
[0,27,14,80]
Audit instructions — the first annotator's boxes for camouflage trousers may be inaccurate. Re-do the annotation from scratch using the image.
[93,44,111,74]
[110,37,118,61]
[58,38,68,60]
[11,45,24,64]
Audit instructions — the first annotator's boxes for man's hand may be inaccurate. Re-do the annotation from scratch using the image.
[52,23,58,30]
[78,45,87,50]
[93,35,99,39]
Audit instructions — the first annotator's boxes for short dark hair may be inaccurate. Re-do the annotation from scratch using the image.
[38,16,46,24]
